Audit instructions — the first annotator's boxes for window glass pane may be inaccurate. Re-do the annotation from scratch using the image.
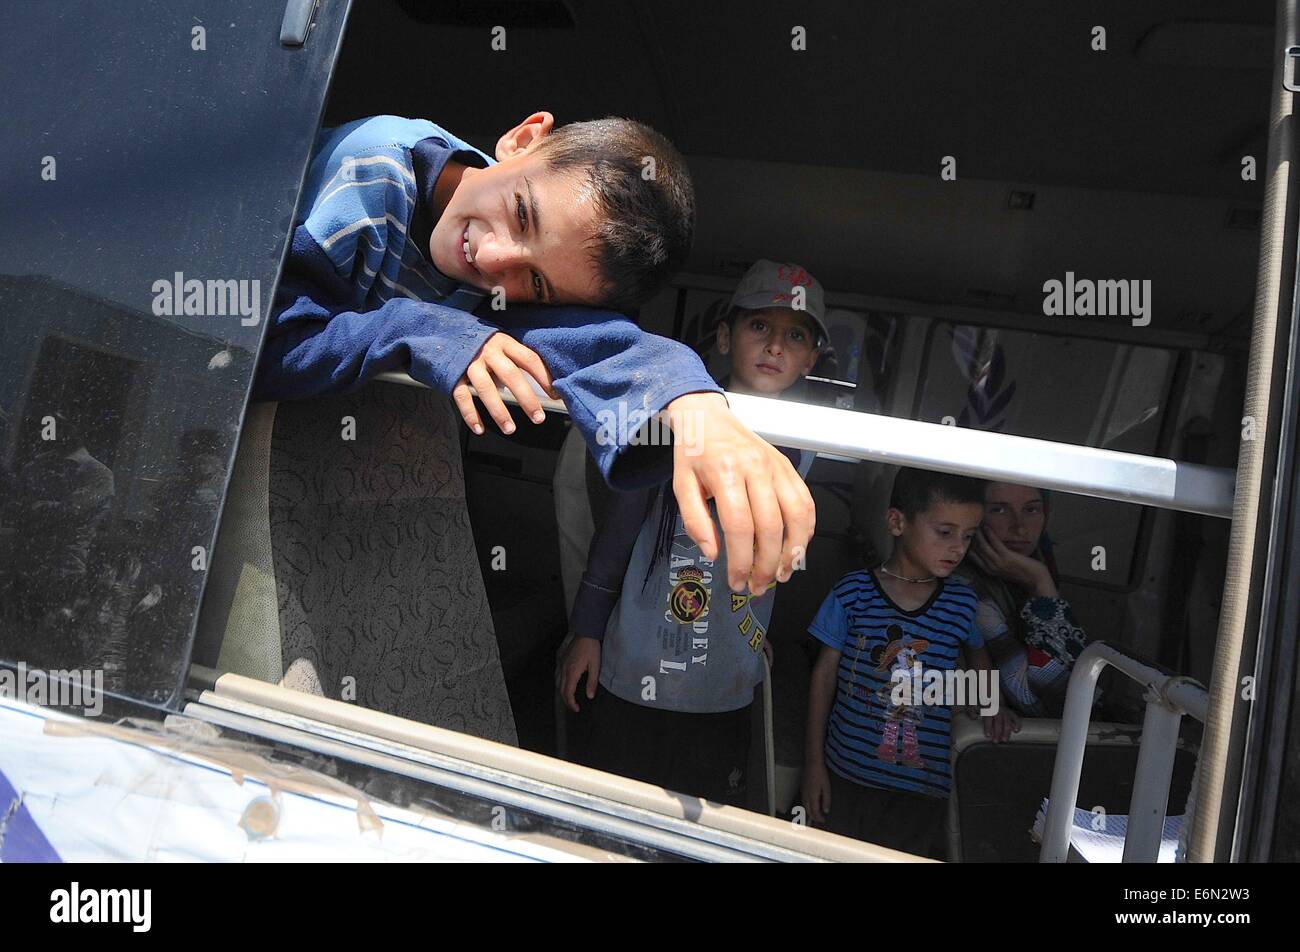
[915,323,1174,449]
[913,323,1175,583]
[0,1,346,707]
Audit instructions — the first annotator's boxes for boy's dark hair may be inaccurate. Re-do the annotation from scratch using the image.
[889,467,986,520]
[536,117,694,313]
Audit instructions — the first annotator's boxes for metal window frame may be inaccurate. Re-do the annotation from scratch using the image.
[1188,0,1299,863]
[184,671,908,863]
[1234,175,1300,862]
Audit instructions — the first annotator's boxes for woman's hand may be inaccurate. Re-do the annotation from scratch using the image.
[452,332,559,435]
[970,526,1057,597]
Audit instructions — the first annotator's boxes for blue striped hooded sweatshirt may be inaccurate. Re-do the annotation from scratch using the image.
[253,115,721,489]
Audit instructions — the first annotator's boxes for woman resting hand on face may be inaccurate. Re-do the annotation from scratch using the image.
[960,482,1089,718]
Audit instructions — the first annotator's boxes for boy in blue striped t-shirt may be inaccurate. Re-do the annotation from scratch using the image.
[802,467,1018,856]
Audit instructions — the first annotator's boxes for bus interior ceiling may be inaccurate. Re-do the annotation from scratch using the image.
[321,2,1272,757]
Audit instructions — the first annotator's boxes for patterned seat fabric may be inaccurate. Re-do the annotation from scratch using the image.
[197,382,518,746]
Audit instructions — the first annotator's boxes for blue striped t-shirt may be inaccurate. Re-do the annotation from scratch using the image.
[809,569,982,799]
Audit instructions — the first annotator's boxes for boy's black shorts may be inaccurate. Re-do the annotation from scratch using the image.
[569,683,752,807]
[819,770,946,857]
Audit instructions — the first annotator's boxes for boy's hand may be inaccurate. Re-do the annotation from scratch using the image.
[665,393,815,595]
[801,761,833,826]
[453,332,559,436]
[559,635,602,713]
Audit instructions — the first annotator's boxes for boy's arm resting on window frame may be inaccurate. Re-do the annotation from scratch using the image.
[486,305,722,491]
[254,279,721,494]
[253,286,500,402]
[569,485,657,642]
[255,280,810,594]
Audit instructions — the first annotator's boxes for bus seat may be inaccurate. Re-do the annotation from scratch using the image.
[553,425,596,617]
[465,445,569,753]
[948,715,1196,862]
[193,382,518,746]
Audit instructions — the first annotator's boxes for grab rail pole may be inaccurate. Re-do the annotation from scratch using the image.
[375,373,1237,520]
[1040,643,1208,862]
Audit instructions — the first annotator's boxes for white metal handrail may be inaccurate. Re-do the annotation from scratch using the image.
[376,372,1237,519]
[1039,642,1208,863]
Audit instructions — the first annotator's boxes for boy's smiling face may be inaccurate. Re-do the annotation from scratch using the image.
[716,307,820,395]
[429,112,604,306]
